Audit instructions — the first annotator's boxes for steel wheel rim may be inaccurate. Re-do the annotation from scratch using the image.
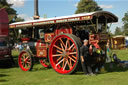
[18,51,32,71]
[49,35,78,74]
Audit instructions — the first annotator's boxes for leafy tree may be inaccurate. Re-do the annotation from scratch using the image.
[114,27,122,35]
[15,17,24,22]
[122,11,128,36]
[75,0,102,14]
[108,30,114,37]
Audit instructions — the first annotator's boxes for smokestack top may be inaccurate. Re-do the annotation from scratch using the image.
[34,0,40,20]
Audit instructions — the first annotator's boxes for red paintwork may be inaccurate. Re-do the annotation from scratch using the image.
[0,8,12,63]
[89,34,108,49]
[55,24,72,35]
[89,34,100,49]
[45,33,55,43]
[49,34,78,74]
[0,8,9,36]
[21,38,30,41]
[36,40,47,58]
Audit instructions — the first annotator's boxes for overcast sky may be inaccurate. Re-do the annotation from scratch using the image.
[7,0,128,33]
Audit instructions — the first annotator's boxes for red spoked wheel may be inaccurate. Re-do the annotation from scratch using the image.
[49,34,81,74]
[39,58,50,68]
[18,50,33,71]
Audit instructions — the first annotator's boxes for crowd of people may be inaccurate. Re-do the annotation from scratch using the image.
[79,39,126,76]
[14,43,23,51]
[13,43,29,51]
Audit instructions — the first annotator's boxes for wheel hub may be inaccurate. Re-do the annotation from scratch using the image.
[24,58,28,64]
[62,51,66,57]
[62,50,69,58]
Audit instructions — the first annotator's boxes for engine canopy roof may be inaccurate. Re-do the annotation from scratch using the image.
[9,11,118,29]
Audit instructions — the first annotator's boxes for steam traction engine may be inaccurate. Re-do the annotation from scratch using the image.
[9,11,118,74]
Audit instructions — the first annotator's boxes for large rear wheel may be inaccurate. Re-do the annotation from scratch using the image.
[49,34,81,74]
[18,50,33,71]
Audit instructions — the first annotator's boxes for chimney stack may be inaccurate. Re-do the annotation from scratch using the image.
[34,0,40,20]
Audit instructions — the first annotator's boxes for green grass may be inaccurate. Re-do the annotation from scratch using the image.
[112,50,128,60]
[11,49,20,58]
[0,49,128,85]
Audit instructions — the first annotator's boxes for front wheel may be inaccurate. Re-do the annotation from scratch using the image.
[18,50,33,71]
[49,34,81,74]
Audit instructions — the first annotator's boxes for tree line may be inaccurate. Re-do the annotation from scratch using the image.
[115,11,128,36]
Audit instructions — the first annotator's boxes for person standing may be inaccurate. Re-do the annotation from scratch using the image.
[19,43,23,52]
[80,39,94,76]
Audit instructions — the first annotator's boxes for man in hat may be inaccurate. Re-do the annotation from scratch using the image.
[80,39,94,75]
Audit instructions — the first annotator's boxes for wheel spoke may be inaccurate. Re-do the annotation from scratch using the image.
[62,58,65,68]
[57,50,63,54]
[67,59,72,69]
[21,57,24,61]
[59,38,66,49]
[69,52,77,55]
[71,55,77,60]
[71,47,75,51]
[60,43,65,51]
[68,56,76,62]
[68,44,74,50]
[27,58,30,61]
[70,58,72,68]
[24,53,27,57]
[65,39,69,50]
[23,55,26,59]
[57,56,63,62]
[53,45,63,51]
[52,54,62,57]
[56,58,64,67]
[68,40,70,48]
[21,62,25,66]
[25,56,29,60]
[25,64,28,68]
[63,61,68,71]
[26,61,31,64]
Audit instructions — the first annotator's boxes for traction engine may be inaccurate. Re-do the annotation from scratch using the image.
[10,11,118,74]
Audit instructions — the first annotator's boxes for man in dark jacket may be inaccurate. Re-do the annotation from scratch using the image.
[80,39,94,75]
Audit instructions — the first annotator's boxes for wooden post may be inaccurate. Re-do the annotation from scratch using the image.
[96,17,98,33]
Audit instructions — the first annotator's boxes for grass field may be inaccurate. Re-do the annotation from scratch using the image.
[0,49,128,85]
